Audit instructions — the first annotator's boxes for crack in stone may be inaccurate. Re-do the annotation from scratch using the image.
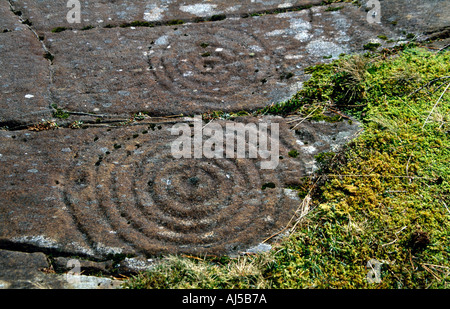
[7,1,52,59]
[6,0,59,123]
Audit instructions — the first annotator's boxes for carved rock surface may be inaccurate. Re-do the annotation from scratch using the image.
[0,0,448,288]
[0,116,361,258]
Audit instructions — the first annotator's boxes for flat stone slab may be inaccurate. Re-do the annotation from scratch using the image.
[10,0,449,35]
[0,1,53,127]
[1,1,447,127]
[0,31,53,127]
[0,116,361,259]
[4,2,447,126]
[0,249,121,288]
[9,0,324,32]
[44,4,395,118]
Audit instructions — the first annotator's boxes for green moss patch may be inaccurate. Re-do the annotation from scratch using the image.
[51,26,68,33]
[266,46,450,289]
